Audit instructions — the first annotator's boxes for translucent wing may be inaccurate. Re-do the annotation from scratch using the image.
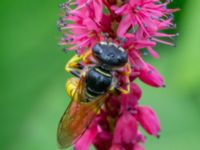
[57,75,109,148]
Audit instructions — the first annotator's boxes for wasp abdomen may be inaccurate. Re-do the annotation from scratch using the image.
[86,67,112,97]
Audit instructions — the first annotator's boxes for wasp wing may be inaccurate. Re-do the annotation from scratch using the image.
[57,76,108,148]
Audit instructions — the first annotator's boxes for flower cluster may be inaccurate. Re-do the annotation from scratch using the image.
[58,0,178,150]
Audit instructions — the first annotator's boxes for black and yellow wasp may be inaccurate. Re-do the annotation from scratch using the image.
[57,42,131,148]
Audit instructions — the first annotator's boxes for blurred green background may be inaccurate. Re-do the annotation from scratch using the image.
[0,0,200,150]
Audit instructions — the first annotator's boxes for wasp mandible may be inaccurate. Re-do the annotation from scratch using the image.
[57,42,131,148]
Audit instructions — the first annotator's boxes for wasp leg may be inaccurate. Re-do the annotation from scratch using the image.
[65,54,84,77]
[65,77,79,97]
[65,49,95,77]
[82,49,95,65]
[117,63,132,76]
[115,78,130,95]
[112,63,131,95]
[108,76,130,95]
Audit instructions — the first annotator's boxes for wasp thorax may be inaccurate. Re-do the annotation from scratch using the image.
[92,42,128,68]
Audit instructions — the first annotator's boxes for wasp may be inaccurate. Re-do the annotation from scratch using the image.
[57,42,131,148]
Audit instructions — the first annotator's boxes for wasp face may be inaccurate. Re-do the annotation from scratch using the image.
[92,42,128,68]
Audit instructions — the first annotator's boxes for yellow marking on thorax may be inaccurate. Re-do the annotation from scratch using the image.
[95,68,111,77]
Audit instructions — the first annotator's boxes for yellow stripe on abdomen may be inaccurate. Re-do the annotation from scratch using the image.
[65,78,79,97]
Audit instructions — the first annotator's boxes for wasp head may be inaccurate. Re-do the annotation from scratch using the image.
[92,42,128,69]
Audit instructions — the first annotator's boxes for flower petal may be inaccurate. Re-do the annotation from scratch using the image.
[147,47,159,59]
[74,122,99,150]
[83,18,99,31]
[121,83,142,112]
[117,15,132,37]
[93,0,103,22]
[137,106,160,137]
[129,0,141,7]
[94,131,112,150]
[100,14,112,32]
[114,4,128,14]
[113,112,138,144]
[138,63,165,87]
[110,144,126,150]
[134,144,145,150]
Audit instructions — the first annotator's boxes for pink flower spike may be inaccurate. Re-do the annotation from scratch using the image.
[139,63,165,88]
[137,106,160,137]
[112,112,138,144]
[58,0,178,149]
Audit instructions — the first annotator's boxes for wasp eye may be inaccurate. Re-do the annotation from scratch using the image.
[92,44,103,56]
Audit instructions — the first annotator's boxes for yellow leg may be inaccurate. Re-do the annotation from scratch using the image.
[118,63,132,76]
[108,75,130,95]
[65,54,84,77]
[82,49,94,64]
[65,49,94,77]
[116,75,130,94]
[112,62,131,95]
[65,54,83,72]
[126,63,132,75]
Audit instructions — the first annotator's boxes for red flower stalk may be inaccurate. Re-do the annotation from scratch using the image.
[58,0,178,150]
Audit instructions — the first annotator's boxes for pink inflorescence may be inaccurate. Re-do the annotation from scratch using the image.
[58,0,178,150]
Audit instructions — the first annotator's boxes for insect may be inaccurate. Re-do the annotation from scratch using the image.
[57,42,131,148]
